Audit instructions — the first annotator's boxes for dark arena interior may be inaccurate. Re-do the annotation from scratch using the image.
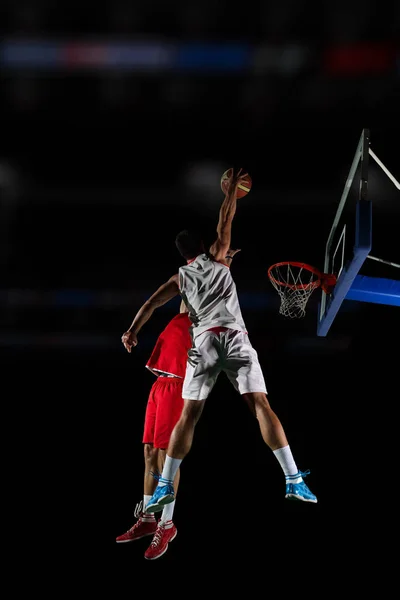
[1,0,399,587]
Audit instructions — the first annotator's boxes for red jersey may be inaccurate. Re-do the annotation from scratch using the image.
[146,313,192,379]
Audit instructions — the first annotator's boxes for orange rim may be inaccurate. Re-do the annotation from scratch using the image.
[268,261,337,293]
[268,262,322,291]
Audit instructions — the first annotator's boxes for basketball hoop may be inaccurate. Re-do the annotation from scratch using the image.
[268,261,337,319]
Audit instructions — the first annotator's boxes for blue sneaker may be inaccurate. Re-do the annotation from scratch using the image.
[285,470,317,503]
[145,478,175,513]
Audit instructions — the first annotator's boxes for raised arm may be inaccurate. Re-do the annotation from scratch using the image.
[121,274,180,352]
[209,168,249,261]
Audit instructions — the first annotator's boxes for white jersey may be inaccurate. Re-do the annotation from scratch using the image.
[178,253,247,339]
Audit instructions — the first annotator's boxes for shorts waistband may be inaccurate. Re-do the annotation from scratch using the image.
[206,326,229,334]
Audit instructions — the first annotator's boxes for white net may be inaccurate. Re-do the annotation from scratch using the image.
[268,262,321,318]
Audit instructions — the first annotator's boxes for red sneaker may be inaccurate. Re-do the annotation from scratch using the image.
[116,502,157,543]
[144,521,177,560]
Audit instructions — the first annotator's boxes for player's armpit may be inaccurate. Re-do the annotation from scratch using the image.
[209,238,230,261]
[146,274,180,308]
[179,298,188,314]
[127,274,180,335]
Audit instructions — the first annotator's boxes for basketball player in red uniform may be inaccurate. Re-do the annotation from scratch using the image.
[117,250,241,560]
[121,168,317,525]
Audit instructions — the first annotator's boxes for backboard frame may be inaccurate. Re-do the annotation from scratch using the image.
[317,128,400,336]
[317,128,372,336]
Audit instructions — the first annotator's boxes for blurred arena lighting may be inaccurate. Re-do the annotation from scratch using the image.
[0,161,19,197]
[324,43,393,75]
[252,43,310,75]
[181,161,226,206]
[0,161,21,270]
[1,38,397,75]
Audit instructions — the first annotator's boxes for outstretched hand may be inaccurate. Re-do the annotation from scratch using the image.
[226,168,249,193]
[121,330,138,353]
[227,247,241,259]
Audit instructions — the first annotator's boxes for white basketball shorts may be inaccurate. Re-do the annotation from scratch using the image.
[182,328,267,401]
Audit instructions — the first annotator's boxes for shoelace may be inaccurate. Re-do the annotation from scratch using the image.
[150,472,173,487]
[150,523,165,547]
[158,476,173,486]
[149,470,161,482]
[124,501,144,532]
[285,469,311,482]
[299,469,310,479]
[133,500,143,519]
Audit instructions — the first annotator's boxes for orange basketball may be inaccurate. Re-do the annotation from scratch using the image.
[220,168,252,198]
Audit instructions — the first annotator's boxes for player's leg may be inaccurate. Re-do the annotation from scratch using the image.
[145,332,220,513]
[158,449,181,496]
[115,382,160,543]
[142,380,165,515]
[144,378,184,559]
[241,391,289,449]
[241,391,317,502]
[225,330,317,503]
[143,442,160,512]
[145,398,207,514]
[167,397,206,458]
[143,448,180,560]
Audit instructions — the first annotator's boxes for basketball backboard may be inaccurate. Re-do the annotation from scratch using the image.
[316,128,400,336]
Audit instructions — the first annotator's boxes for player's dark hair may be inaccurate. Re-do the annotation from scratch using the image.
[175,229,204,260]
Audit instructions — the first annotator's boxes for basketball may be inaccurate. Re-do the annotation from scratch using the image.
[220,168,252,198]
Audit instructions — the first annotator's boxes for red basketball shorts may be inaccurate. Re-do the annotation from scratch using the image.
[142,376,184,449]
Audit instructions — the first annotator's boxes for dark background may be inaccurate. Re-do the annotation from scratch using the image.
[1,0,399,583]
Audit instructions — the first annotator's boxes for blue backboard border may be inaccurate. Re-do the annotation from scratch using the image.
[317,128,372,336]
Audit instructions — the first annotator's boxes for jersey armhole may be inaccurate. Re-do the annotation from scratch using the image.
[216,260,230,268]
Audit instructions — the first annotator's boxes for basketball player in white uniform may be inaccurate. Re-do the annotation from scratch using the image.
[121,168,317,510]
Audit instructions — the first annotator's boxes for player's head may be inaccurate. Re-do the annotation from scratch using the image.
[175,229,204,260]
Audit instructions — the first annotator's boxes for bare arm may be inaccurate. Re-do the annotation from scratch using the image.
[121,274,180,352]
[209,168,248,261]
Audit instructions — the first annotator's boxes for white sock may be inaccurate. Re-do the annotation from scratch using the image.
[142,494,155,520]
[161,500,175,525]
[273,445,299,477]
[160,455,182,485]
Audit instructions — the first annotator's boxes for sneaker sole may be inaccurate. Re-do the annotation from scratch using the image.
[144,529,178,560]
[145,494,175,513]
[116,531,157,543]
[285,494,318,503]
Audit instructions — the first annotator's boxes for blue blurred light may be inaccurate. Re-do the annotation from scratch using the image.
[176,43,251,72]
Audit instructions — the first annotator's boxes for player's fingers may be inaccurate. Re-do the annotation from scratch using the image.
[122,339,131,352]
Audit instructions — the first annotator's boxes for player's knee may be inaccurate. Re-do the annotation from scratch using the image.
[181,398,205,424]
[243,391,270,416]
[143,443,158,463]
[256,392,270,408]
